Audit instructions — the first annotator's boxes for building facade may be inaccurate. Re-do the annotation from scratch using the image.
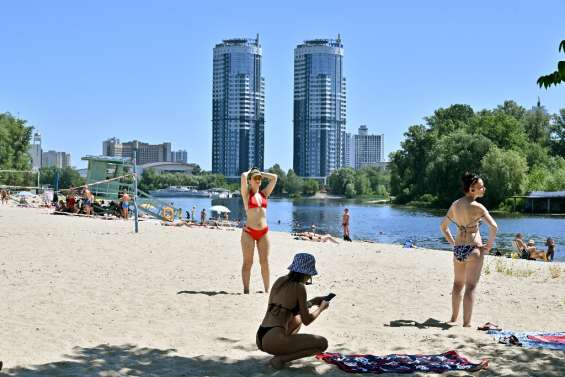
[344,132,354,168]
[42,150,71,169]
[293,36,346,178]
[171,150,188,163]
[28,132,42,170]
[212,36,265,177]
[353,125,384,169]
[102,138,172,165]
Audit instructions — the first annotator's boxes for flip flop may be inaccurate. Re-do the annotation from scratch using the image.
[477,322,501,331]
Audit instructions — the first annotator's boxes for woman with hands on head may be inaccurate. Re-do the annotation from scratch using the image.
[240,167,277,294]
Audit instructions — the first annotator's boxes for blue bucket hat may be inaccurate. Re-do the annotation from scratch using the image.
[288,253,318,276]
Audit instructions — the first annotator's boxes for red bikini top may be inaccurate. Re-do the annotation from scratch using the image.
[248,191,267,209]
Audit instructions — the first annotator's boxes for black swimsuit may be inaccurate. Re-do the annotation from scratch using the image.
[256,302,300,351]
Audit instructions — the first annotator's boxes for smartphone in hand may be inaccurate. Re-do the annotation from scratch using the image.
[325,293,336,302]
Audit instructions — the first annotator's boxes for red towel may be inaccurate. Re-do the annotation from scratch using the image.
[527,335,565,344]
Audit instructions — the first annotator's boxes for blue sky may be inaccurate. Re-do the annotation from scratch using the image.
[1,0,564,170]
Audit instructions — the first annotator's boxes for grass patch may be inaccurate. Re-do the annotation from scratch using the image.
[494,259,535,278]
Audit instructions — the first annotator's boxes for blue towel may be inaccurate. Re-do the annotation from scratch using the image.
[488,330,565,350]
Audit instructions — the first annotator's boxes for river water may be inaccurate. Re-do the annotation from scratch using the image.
[162,197,564,262]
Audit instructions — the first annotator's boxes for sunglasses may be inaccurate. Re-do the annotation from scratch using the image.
[252,176,262,182]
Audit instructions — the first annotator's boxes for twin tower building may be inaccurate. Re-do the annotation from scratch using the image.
[212,34,346,179]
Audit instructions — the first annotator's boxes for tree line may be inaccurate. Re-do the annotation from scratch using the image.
[389,101,565,209]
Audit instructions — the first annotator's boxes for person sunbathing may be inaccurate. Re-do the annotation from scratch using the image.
[293,232,339,244]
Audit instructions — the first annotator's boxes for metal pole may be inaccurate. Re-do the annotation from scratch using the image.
[133,151,139,233]
[37,170,40,194]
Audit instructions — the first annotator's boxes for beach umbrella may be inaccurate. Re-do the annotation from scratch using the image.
[209,205,231,213]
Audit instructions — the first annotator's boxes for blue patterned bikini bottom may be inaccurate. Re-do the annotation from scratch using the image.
[453,245,477,262]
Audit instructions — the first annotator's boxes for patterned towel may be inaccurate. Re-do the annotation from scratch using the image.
[488,330,565,350]
[316,350,487,374]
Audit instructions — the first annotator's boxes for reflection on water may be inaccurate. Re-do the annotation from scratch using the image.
[167,197,565,261]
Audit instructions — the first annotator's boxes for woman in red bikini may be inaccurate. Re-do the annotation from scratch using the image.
[241,167,277,294]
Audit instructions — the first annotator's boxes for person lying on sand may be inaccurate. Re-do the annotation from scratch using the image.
[256,253,329,370]
[292,232,339,244]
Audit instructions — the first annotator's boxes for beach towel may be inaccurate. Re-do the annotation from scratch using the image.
[488,330,565,350]
[315,350,488,374]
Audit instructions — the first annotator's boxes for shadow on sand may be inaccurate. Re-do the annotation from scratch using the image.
[1,344,318,377]
[176,290,241,296]
[384,318,455,331]
[3,336,564,376]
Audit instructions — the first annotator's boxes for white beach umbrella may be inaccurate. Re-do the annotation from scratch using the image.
[209,205,231,213]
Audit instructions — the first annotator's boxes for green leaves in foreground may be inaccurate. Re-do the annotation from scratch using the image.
[537,40,565,89]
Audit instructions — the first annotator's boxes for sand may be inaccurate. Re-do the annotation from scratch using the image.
[0,205,563,376]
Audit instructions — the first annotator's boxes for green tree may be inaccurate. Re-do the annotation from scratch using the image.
[139,168,159,191]
[354,172,371,195]
[192,165,202,175]
[524,143,550,169]
[302,179,319,196]
[537,40,565,89]
[468,109,527,151]
[39,166,85,189]
[285,169,303,197]
[480,147,528,208]
[327,168,356,195]
[344,183,356,198]
[267,164,286,195]
[523,104,551,145]
[425,131,493,207]
[425,104,474,137]
[358,166,390,194]
[549,109,565,157]
[0,113,33,186]
[495,100,526,121]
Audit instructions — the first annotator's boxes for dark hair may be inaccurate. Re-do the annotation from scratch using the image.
[462,172,480,193]
[287,271,309,283]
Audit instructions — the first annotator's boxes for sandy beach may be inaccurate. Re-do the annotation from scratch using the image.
[0,206,563,376]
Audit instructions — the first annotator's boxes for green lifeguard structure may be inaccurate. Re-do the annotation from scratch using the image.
[81,155,177,223]
[81,155,134,200]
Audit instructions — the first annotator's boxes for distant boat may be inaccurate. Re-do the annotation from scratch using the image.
[209,188,231,199]
[149,186,210,198]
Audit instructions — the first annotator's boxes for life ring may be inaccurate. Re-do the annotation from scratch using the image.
[162,207,175,222]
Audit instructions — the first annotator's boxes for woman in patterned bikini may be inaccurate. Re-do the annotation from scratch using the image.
[240,167,277,294]
[440,172,497,327]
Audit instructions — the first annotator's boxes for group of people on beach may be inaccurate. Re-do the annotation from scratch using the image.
[53,186,130,219]
[514,233,555,261]
[239,169,532,369]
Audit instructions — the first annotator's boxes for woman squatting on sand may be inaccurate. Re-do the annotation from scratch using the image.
[256,253,330,370]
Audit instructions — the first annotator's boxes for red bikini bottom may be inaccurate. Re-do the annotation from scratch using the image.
[244,225,269,241]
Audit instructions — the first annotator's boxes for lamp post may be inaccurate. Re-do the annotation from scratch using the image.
[133,151,139,233]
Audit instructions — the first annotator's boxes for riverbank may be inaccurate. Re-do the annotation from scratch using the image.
[0,206,563,376]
